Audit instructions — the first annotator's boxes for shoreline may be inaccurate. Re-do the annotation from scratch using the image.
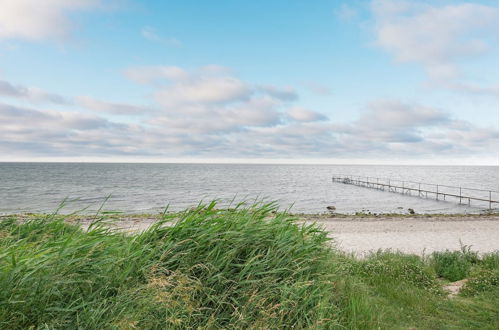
[3,212,499,256]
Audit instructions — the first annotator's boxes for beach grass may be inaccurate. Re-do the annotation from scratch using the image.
[0,202,498,329]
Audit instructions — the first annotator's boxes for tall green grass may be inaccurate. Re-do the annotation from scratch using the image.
[430,245,480,281]
[0,202,498,329]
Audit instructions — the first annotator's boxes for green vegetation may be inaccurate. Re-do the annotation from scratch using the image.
[0,203,498,329]
[431,246,480,281]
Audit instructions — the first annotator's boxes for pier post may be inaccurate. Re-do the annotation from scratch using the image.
[459,187,462,204]
[490,191,492,210]
[436,185,439,200]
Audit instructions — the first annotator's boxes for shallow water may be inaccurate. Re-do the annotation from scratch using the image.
[0,163,498,214]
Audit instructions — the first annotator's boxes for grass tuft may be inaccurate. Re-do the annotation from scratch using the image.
[430,245,479,281]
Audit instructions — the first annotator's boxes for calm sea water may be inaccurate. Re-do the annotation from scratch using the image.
[0,163,498,214]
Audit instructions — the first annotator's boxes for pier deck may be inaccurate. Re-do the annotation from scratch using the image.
[332,175,499,210]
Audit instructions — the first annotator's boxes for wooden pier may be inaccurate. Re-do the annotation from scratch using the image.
[332,175,499,210]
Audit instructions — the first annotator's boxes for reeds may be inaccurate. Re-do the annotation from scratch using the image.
[0,202,498,329]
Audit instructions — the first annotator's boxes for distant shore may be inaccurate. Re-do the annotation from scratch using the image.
[4,212,498,255]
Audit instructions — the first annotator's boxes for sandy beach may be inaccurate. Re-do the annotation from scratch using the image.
[307,215,499,256]
[68,214,499,256]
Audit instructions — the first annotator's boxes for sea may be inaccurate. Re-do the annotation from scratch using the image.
[1,163,498,215]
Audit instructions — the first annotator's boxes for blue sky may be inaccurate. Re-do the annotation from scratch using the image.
[1,0,498,164]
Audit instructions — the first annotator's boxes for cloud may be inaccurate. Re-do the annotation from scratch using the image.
[141,26,181,47]
[0,79,70,104]
[125,65,233,85]
[357,100,448,129]
[1,96,498,160]
[0,74,161,117]
[287,107,328,122]
[445,81,499,98]
[303,81,332,96]
[336,3,359,22]
[0,0,103,41]
[330,99,499,156]
[149,93,284,135]
[127,66,300,110]
[0,102,150,157]
[0,77,154,115]
[0,102,115,131]
[75,96,150,115]
[141,26,161,42]
[257,85,298,101]
[371,0,499,82]
[155,76,250,107]
[1,64,497,161]
[133,66,314,135]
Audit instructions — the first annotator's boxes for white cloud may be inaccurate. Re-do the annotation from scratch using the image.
[1,64,497,161]
[127,66,300,111]
[331,99,499,156]
[0,79,69,103]
[303,81,332,96]
[0,102,150,157]
[141,26,181,47]
[125,65,236,85]
[3,94,497,161]
[125,66,188,85]
[75,96,150,115]
[287,107,328,122]
[0,78,153,114]
[357,100,448,129]
[446,81,499,98]
[257,85,298,101]
[141,26,161,42]
[0,102,116,131]
[155,76,250,107]
[149,93,283,135]
[336,3,359,22]
[371,0,499,81]
[136,66,315,134]
[0,0,103,41]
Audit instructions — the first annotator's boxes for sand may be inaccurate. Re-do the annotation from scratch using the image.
[37,214,499,256]
[306,215,499,256]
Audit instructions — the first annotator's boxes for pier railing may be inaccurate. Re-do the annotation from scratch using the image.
[331,174,499,210]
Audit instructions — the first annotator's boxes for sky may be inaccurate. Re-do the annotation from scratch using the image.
[0,0,498,164]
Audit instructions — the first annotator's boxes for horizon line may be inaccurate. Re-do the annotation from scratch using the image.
[1,159,498,166]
